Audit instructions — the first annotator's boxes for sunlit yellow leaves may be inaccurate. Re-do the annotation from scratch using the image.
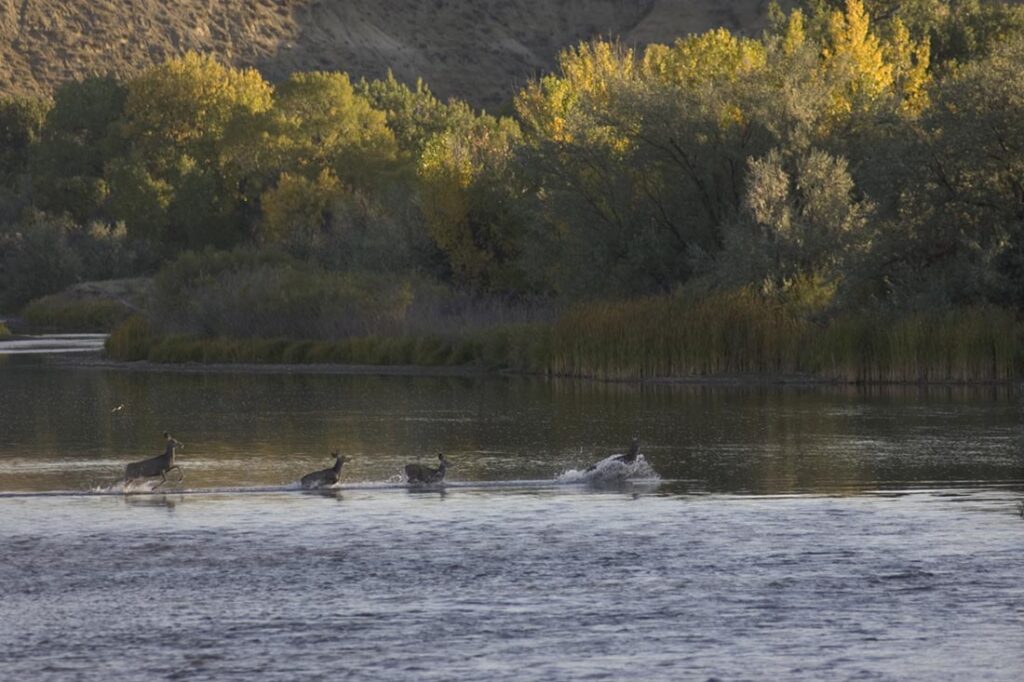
[516,41,635,146]
[259,169,342,244]
[417,117,522,286]
[272,71,396,173]
[821,0,894,117]
[125,52,272,151]
[783,10,807,56]
[642,29,767,88]
[885,18,932,117]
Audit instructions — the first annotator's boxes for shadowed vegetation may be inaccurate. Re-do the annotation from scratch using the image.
[107,291,1022,383]
[9,1,1024,381]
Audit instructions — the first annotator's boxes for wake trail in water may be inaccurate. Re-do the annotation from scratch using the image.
[555,453,661,485]
[0,471,667,499]
[0,451,664,498]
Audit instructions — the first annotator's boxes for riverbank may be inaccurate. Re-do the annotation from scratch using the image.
[37,351,1024,390]
[100,294,1024,384]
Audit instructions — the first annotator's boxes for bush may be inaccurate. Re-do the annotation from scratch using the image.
[0,214,156,311]
[22,296,133,332]
[151,246,414,339]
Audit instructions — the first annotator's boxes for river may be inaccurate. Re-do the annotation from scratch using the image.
[1,350,1022,680]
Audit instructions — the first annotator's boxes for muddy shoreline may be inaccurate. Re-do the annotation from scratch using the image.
[37,351,1023,387]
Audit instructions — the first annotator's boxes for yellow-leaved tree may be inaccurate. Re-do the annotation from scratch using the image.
[821,0,894,117]
[111,53,273,246]
[417,115,524,290]
[818,0,930,120]
[259,169,343,246]
[516,41,636,147]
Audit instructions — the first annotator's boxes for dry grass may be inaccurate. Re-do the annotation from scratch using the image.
[549,294,1024,382]
[549,291,807,379]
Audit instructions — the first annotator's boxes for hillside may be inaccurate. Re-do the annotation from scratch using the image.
[0,0,776,107]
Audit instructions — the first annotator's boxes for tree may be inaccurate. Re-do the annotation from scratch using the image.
[893,34,1024,307]
[719,148,873,308]
[358,71,477,159]
[269,71,397,186]
[111,53,273,247]
[0,95,50,185]
[418,114,526,291]
[30,76,127,221]
[259,169,343,247]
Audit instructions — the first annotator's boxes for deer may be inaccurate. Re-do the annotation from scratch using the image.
[300,452,350,489]
[405,452,448,484]
[584,437,640,473]
[124,432,184,490]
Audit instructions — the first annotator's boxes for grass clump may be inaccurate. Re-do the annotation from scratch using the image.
[22,296,133,332]
[104,316,154,361]
[0,321,11,339]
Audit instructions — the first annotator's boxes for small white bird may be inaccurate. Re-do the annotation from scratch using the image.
[110,404,125,414]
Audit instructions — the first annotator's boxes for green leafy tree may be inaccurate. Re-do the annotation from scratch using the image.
[0,95,50,184]
[719,148,873,308]
[111,53,272,247]
[358,71,477,159]
[30,76,127,222]
[0,213,82,309]
[269,72,397,185]
[888,34,1024,306]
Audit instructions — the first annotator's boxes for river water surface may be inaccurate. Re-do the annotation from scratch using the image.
[1,351,1022,680]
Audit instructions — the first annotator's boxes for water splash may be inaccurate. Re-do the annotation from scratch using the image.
[91,478,164,494]
[556,453,660,485]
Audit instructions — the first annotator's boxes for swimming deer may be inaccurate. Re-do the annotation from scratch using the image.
[584,437,640,473]
[405,453,448,484]
[124,432,184,489]
[301,452,350,489]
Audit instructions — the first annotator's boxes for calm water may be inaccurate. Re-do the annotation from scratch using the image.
[1,352,1023,680]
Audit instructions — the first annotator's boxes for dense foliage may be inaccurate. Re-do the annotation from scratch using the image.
[3,1,1024,333]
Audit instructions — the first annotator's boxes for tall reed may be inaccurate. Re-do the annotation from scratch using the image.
[549,290,809,379]
[814,306,1022,382]
[104,293,1024,383]
[550,296,1023,382]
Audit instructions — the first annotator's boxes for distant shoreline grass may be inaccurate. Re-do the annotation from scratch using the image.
[104,293,1024,384]
[19,279,150,333]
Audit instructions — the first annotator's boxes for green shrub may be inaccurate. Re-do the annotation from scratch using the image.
[151,246,413,339]
[22,296,133,332]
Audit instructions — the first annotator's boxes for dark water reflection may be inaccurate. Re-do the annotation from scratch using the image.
[1,355,1022,493]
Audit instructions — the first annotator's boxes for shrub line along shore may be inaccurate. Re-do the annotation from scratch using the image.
[57,355,1023,387]
[7,3,1024,387]
[100,292,1024,385]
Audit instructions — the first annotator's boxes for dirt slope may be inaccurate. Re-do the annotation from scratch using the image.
[0,0,775,106]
